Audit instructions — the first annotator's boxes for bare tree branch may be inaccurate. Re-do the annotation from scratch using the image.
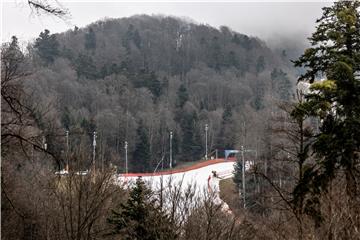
[28,0,69,18]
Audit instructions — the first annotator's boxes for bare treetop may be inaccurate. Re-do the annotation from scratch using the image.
[28,0,70,19]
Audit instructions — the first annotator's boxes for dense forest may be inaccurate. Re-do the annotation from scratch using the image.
[3,1,359,239]
[22,15,295,172]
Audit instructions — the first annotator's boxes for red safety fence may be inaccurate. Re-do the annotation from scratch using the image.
[121,157,236,177]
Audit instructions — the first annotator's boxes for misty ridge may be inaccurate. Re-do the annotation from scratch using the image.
[2,1,360,239]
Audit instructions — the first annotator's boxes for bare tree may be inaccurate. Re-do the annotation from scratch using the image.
[52,158,124,240]
[243,90,317,239]
[27,0,69,19]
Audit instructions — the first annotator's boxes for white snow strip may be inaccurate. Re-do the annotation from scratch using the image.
[117,162,236,199]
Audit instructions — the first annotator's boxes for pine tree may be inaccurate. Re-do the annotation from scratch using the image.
[108,177,177,240]
[217,104,235,150]
[210,36,222,71]
[133,124,151,172]
[256,55,266,74]
[34,29,59,64]
[3,36,24,64]
[233,158,243,191]
[133,29,142,49]
[233,155,262,213]
[180,111,202,161]
[292,1,360,224]
[146,71,162,98]
[271,68,292,101]
[225,51,239,68]
[80,118,96,140]
[251,81,266,110]
[61,107,72,130]
[75,54,98,79]
[176,84,189,108]
[84,27,96,50]
[123,24,142,52]
[294,1,360,82]
[132,70,162,99]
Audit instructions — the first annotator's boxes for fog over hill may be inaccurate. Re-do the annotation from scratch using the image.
[3,1,331,45]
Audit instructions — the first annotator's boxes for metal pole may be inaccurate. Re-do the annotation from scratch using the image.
[243,121,246,147]
[93,131,96,172]
[169,131,173,169]
[125,141,128,174]
[205,124,208,160]
[241,145,246,209]
[66,130,69,171]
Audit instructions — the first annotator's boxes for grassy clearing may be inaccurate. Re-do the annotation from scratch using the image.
[219,178,243,216]
[172,159,209,169]
[155,158,211,173]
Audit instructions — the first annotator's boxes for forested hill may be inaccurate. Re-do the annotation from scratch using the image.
[25,15,295,172]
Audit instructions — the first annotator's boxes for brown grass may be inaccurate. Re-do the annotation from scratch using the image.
[219,178,243,217]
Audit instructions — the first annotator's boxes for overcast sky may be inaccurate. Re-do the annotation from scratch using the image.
[2,1,333,47]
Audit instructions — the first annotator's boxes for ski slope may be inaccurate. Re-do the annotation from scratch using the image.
[117,159,237,211]
[119,160,235,189]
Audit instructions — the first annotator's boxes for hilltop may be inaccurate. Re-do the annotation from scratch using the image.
[25,15,296,172]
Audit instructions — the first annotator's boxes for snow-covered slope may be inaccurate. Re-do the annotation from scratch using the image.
[118,161,235,191]
[117,160,236,212]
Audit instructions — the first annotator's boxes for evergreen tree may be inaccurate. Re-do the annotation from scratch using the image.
[133,29,142,49]
[176,84,189,108]
[241,35,252,50]
[251,81,266,110]
[108,177,176,240]
[9,36,22,55]
[210,36,222,71]
[84,27,96,50]
[222,104,232,122]
[231,33,252,50]
[295,1,360,82]
[217,104,235,150]
[180,111,203,161]
[233,158,243,191]
[34,29,59,64]
[271,68,292,101]
[80,118,96,139]
[132,70,162,99]
[123,24,134,52]
[292,1,360,224]
[4,36,24,63]
[123,24,142,52]
[233,157,262,213]
[133,124,151,172]
[61,107,72,130]
[231,34,241,45]
[145,71,162,98]
[75,54,98,79]
[256,55,266,74]
[233,150,264,214]
[225,51,239,68]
